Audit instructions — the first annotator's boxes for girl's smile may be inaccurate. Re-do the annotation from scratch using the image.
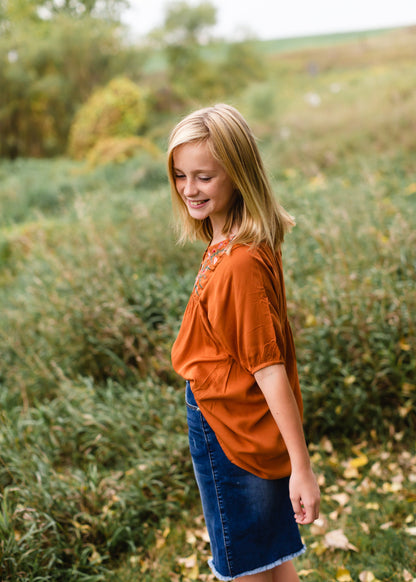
[172,141,236,240]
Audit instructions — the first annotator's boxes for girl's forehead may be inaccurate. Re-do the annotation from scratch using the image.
[173,141,217,166]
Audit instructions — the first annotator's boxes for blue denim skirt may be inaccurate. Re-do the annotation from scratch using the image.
[185,381,306,581]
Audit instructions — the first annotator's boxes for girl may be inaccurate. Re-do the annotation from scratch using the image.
[168,104,320,582]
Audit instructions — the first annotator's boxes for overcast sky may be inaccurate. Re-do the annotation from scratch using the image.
[122,0,416,40]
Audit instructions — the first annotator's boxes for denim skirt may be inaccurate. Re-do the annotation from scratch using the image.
[185,381,306,581]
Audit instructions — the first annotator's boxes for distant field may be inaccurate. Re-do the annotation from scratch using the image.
[254,26,400,54]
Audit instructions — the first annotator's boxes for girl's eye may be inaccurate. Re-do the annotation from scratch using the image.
[174,174,185,180]
[199,176,212,182]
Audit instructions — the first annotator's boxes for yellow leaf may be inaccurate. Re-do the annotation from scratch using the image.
[305,313,317,327]
[399,339,411,351]
[405,183,416,195]
[382,482,402,493]
[402,383,415,395]
[336,566,353,581]
[162,526,170,538]
[310,540,327,556]
[365,502,380,510]
[298,569,317,577]
[344,375,356,386]
[349,454,369,468]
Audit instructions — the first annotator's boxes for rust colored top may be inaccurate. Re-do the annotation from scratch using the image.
[171,240,303,479]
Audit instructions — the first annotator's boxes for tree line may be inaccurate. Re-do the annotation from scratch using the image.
[0,0,264,159]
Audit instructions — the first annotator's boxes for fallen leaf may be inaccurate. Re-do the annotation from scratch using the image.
[310,540,327,556]
[311,516,328,535]
[324,529,359,551]
[336,566,353,581]
[349,453,369,468]
[332,493,350,507]
[359,571,378,581]
[177,554,197,568]
[298,569,316,577]
[187,533,198,546]
[382,482,402,493]
[194,527,210,543]
[405,527,416,536]
[343,465,360,479]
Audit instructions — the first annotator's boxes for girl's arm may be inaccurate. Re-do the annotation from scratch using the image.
[254,364,320,525]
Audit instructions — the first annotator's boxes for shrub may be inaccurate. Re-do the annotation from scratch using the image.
[68,77,148,160]
[86,136,161,167]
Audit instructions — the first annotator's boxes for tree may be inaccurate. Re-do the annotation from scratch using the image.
[151,1,264,103]
[0,14,144,157]
[0,0,128,23]
[151,1,217,100]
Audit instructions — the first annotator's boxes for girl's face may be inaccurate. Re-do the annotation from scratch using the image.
[172,141,236,240]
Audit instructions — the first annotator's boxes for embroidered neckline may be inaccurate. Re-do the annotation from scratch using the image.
[193,238,231,296]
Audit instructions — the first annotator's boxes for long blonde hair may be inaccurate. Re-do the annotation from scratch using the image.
[167,104,295,250]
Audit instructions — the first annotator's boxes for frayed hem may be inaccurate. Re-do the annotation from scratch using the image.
[208,544,307,581]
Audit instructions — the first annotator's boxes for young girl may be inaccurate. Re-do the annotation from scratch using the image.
[168,104,320,582]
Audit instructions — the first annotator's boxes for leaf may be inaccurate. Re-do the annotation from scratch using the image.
[331,493,350,506]
[324,529,359,551]
[310,540,327,556]
[359,571,378,582]
[405,527,416,536]
[349,453,368,468]
[311,516,328,535]
[336,566,353,581]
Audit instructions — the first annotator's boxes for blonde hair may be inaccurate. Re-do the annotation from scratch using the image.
[167,104,295,250]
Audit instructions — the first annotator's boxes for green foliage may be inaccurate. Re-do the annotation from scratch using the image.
[0,377,196,581]
[157,0,217,44]
[0,14,144,158]
[68,77,149,160]
[1,0,128,22]
[152,0,265,102]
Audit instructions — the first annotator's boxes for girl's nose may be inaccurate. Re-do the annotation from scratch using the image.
[184,178,198,197]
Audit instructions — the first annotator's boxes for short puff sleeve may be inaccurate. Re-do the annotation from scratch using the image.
[205,245,287,374]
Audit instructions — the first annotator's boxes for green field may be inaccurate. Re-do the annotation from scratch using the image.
[1,26,415,582]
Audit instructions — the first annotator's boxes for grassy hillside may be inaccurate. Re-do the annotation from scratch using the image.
[0,27,415,581]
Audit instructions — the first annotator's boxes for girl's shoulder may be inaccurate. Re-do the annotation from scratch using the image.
[225,242,280,271]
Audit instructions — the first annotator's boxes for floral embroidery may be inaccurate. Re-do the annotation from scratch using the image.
[194,238,231,296]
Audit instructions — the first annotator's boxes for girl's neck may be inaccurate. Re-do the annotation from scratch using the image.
[210,228,237,247]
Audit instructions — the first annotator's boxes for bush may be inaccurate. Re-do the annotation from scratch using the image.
[0,16,140,158]
[86,136,161,167]
[68,77,149,160]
